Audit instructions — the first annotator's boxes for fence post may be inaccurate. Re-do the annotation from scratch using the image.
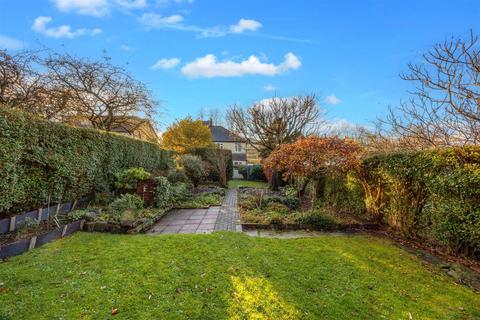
[8,216,16,232]
[28,236,37,251]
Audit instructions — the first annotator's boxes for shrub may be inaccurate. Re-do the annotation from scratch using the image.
[114,167,150,191]
[172,182,189,200]
[189,147,233,182]
[16,217,40,232]
[108,194,144,219]
[239,165,267,181]
[181,154,205,188]
[167,170,189,184]
[263,195,300,210]
[265,202,290,215]
[154,177,174,208]
[0,108,172,215]
[292,210,336,229]
[321,146,480,257]
[92,192,113,206]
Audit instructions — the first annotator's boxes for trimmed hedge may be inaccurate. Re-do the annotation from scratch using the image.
[0,108,172,215]
[320,146,480,257]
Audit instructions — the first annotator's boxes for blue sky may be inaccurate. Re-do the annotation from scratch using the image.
[1,0,480,130]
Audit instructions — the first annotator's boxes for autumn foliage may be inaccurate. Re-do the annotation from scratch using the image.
[264,137,362,201]
[162,117,213,154]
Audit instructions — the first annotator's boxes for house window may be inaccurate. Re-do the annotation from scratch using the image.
[217,143,224,149]
[235,142,242,152]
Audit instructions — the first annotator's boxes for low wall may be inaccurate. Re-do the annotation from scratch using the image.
[0,220,84,259]
[0,196,91,235]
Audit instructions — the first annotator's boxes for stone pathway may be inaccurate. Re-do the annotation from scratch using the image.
[148,189,241,234]
[148,207,220,234]
[214,189,241,232]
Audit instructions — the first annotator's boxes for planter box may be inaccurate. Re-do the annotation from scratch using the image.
[0,238,30,259]
[0,220,84,259]
[0,218,9,234]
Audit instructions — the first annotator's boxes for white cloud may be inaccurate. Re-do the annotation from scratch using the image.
[324,94,341,105]
[52,0,110,17]
[140,13,184,28]
[263,84,276,92]
[230,19,262,33]
[116,0,147,9]
[120,44,135,51]
[32,16,102,39]
[52,0,147,16]
[181,52,301,78]
[0,35,25,50]
[320,119,365,137]
[151,57,181,70]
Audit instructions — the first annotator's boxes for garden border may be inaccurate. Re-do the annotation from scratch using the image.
[0,220,85,259]
[241,222,381,232]
[0,196,91,235]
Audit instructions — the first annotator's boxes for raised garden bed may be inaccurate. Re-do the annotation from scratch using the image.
[84,209,168,234]
[0,220,84,259]
[0,196,91,235]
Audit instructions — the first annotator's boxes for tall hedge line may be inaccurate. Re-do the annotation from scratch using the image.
[321,146,480,257]
[0,109,172,215]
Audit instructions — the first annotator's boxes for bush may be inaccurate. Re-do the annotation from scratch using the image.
[167,170,189,184]
[114,167,150,191]
[108,194,144,219]
[181,154,205,187]
[292,210,336,229]
[189,147,233,182]
[265,202,290,215]
[172,182,189,200]
[154,177,174,209]
[239,165,267,181]
[321,146,480,257]
[0,108,173,215]
[263,195,300,210]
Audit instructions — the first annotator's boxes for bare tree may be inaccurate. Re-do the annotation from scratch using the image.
[227,95,322,189]
[227,95,322,157]
[380,31,480,147]
[44,53,157,132]
[0,51,42,109]
[197,107,224,126]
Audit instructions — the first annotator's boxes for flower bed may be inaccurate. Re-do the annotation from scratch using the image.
[238,188,378,231]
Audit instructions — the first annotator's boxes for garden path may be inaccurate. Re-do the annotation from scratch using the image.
[148,189,241,234]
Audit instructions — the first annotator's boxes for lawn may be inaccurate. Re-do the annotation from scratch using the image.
[228,179,267,189]
[0,233,479,319]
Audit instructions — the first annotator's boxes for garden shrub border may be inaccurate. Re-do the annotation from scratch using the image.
[0,108,172,216]
[320,146,480,258]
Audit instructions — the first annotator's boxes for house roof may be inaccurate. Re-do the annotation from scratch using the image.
[203,120,244,142]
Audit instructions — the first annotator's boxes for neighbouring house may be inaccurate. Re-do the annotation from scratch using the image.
[66,115,159,143]
[203,120,260,166]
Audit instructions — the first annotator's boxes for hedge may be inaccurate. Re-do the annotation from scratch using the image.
[189,147,233,182]
[320,146,480,258]
[238,165,267,181]
[0,108,172,215]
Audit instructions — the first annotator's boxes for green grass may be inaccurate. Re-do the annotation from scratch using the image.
[228,179,268,189]
[0,234,479,319]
